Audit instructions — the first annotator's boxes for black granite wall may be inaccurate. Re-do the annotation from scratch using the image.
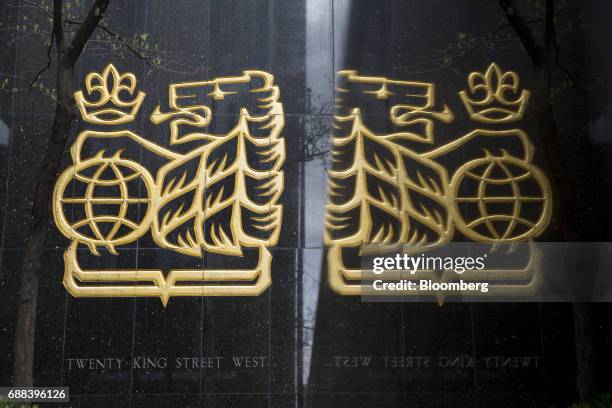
[0,1,305,407]
[1,1,612,408]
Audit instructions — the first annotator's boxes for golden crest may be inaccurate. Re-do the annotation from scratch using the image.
[53,64,285,304]
[74,63,145,125]
[459,62,530,123]
[325,65,552,296]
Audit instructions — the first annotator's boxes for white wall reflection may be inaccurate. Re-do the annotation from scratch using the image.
[304,0,351,387]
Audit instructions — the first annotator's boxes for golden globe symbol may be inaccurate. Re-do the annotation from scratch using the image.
[325,64,552,296]
[53,64,285,304]
[54,153,155,255]
[449,152,552,243]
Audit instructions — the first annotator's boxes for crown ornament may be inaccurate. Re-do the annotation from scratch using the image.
[459,62,530,124]
[74,64,145,125]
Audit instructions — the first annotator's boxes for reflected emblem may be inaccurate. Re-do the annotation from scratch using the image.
[53,64,285,304]
[450,153,551,243]
[325,63,552,296]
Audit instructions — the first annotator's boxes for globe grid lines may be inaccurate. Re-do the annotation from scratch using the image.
[57,156,154,251]
[451,155,548,242]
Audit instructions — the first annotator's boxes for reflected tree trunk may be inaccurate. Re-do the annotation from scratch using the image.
[500,0,592,401]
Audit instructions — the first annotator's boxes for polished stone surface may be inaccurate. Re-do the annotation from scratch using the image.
[1,1,612,407]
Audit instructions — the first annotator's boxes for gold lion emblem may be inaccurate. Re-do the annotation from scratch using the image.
[53,64,285,305]
[325,64,552,296]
